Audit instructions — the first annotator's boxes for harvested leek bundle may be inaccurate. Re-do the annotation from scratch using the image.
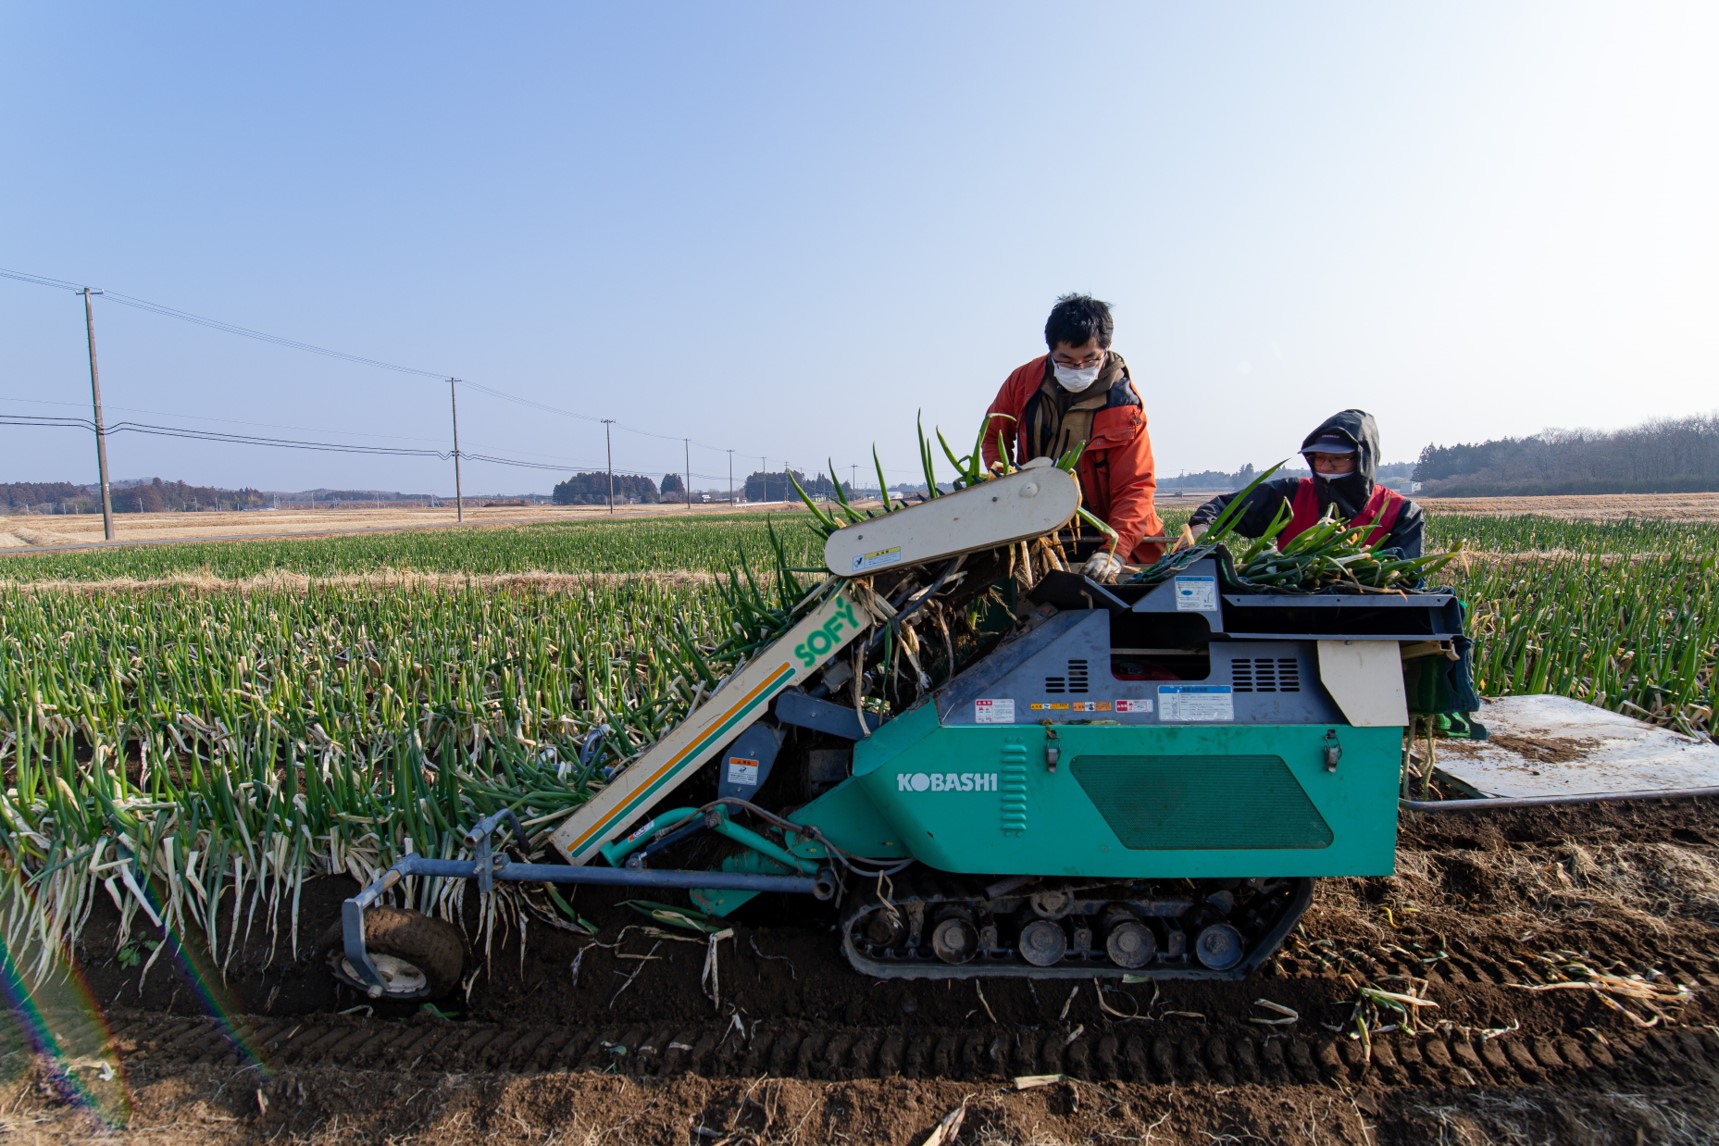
[791,413,1110,548]
[1135,462,1459,593]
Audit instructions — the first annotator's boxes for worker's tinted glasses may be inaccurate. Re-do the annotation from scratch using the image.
[1305,452,1357,474]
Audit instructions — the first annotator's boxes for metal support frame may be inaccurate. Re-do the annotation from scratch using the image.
[1401,786,1719,814]
[338,809,832,994]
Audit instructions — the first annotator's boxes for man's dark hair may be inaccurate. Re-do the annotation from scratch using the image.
[1044,293,1114,350]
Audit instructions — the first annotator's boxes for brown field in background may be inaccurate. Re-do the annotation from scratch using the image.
[3,491,1717,552]
[0,499,807,550]
[1416,491,1719,521]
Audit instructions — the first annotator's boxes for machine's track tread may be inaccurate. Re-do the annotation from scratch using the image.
[100,925,1710,1088]
[841,873,1314,981]
[101,1009,1719,1090]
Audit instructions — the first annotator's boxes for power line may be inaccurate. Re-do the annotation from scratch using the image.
[0,268,85,292]
[463,388,727,457]
[2,411,930,485]
[98,291,449,378]
[612,421,727,454]
[1,265,934,484]
[3,268,628,426]
[0,393,444,445]
[1,266,768,453]
[0,413,94,430]
[459,381,607,426]
[0,413,673,479]
[108,421,449,458]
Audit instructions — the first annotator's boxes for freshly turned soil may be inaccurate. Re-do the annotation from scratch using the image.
[6,797,1717,1144]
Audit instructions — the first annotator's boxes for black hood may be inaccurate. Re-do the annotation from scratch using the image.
[1299,409,1380,518]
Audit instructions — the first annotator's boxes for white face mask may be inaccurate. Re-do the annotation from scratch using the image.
[1053,358,1103,392]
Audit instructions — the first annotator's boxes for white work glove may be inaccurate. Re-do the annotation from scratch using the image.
[1081,550,1126,583]
[1171,522,1208,554]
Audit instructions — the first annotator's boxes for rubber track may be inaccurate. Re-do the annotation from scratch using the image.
[104,1009,1719,1090]
[843,875,1312,981]
[1274,934,1719,998]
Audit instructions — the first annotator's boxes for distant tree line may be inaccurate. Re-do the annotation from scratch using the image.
[0,478,268,513]
[314,489,433,503]
[1414,413,1719,496]
[742,470,839,502]
[112,479,269,513]
[0,481,87,512]
[551,471,660,505]
[1158,461,1415,493]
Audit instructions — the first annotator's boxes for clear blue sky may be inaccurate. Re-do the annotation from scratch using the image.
[3,3,1715,495]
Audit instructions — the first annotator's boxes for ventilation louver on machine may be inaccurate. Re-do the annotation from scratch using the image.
[1044,659,1090,695]
[1231,657,1301,694]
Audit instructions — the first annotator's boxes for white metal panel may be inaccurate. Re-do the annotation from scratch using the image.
[1434,694,1719,798]
[823,459,1081,578]
[1315,640,1408,728]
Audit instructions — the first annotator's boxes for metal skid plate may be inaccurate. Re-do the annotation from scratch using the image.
[1434,694,1719,799]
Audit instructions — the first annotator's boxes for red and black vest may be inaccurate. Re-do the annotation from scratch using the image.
[1285,479,1404,548]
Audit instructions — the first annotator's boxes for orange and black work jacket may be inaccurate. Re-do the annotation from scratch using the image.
[979,353,1167,564]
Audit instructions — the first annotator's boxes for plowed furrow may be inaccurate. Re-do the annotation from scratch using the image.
[100,1011,1719,1091]
[1280,939,1719,997]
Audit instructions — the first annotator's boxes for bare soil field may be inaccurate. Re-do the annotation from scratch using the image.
[5,492,1716,553]
[1417,492,1719,522]
[6,797,1717,1144]
[0,501,800,550]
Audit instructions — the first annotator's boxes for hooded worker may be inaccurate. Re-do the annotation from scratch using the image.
[1186,409,1425,557]
[979,294,1166,581]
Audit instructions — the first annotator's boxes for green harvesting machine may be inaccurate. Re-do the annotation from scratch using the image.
[330,459,1477,998]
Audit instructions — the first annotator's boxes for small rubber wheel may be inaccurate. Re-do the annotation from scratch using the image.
[1194,922,1245,972]
[320,907,465,1000]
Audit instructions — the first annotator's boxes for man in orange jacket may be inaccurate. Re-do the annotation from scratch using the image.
[980,294,1166,581]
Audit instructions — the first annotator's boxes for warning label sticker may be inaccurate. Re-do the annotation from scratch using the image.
[851,546,904,573]
[1158,685,1234,722]
[1068,700,1111,713]
[1029,702,1071,711]
[1114,698,1154,714]
[725,757,760,787]
[975,698,1015,724]
[1173,575,1219,612]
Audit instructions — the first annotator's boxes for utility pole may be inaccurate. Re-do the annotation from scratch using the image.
[448,378,464,523]
[782,459,789,504]
[760,457,767,503]
[82,287,114,541]
[851,464,857,498]
[727,448,734,505]
[683,437,691,509]
[603,419,616,515]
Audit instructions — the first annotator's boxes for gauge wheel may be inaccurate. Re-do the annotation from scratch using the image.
[322,907,465,1000]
